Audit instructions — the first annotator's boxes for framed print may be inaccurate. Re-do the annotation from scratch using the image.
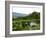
[5,1,45,37]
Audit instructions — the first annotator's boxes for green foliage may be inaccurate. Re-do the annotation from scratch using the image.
[12,11,40,31]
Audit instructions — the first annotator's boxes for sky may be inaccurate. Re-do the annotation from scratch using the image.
[12,4,42,15]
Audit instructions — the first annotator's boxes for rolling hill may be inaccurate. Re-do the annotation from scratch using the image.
[12,12,27,17]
